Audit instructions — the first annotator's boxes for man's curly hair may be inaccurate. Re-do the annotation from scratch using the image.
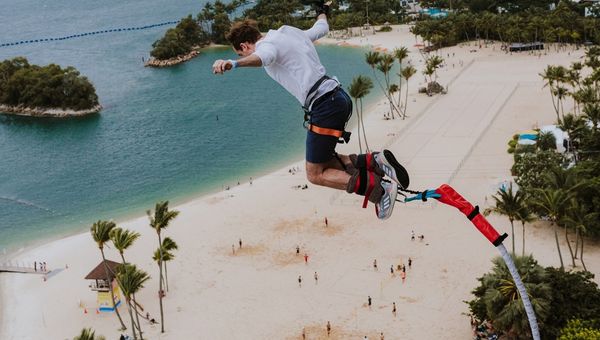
[226,19,262,50]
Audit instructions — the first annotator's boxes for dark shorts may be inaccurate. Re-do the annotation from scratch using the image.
[305,88,353,163]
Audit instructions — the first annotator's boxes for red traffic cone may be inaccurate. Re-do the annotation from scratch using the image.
[84,308,88,314]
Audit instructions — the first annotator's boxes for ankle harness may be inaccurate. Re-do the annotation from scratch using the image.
[346,153,382,208]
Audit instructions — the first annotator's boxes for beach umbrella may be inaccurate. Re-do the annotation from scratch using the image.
[404,184,540,340]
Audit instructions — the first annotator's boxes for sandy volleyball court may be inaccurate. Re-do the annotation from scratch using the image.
[1,25,598,339]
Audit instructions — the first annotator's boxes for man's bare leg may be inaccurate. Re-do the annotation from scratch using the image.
[305,154,352,190]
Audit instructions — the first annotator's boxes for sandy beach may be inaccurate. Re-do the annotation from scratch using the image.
[2,25,599,340]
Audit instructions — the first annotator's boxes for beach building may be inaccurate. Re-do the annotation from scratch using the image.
[84,259,122,312]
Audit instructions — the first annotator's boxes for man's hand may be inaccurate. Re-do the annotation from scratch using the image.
[212,59,234,74]
[317,1,332,18]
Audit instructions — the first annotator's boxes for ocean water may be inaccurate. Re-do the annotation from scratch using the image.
[0,0,383,253]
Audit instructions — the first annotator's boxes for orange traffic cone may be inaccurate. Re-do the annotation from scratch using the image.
[96,309,100,314]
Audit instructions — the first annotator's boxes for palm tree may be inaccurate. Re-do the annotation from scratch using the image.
[147,201,179,333]
[365,51,384,91]
[117,264,151,340]
[110,228,140,264]
[537,131,557,151]
[530,188,572,270]
[401,65,417,119]
[540,65,561,121]
[582,103,600,134]
[110,228,142,334]
[423,64,435,94]
[90,220,127,330]
[73,328,105,340]
[562,200,598,272]
[544,167,587,267]
[393,47,409,113]
[474,256,551,339]
[158,237,178,292]
[377,53,399,119]
[557,113,585,156]
[516,205,535,257]
[153,242,177,292]
[348,75,374,153]
[554,86,569,120]
[484,183,521,255]
[426,55,444,82]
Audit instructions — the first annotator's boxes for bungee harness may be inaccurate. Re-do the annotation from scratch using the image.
[303,75,352,144]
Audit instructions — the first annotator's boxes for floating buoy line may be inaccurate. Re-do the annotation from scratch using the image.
[0,20,179,48]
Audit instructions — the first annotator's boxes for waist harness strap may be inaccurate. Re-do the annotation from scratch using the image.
[303,76,351,144]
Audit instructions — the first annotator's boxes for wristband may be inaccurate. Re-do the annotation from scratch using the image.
[228,59,238,69]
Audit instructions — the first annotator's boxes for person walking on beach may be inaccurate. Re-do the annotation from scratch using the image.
[304,253,309,264]
[298,275,302,287]
[211,1,408,220]
[390,265,394,276]
[373,259,378,271]
[408,257,412,268]
[368,295,372,308]
[392,302,397,317]
[239,238,242,249]
[314,271,319,284]
[326,321,331,336]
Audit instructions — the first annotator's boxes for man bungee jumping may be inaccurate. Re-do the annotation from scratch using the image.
[212,1,408,219]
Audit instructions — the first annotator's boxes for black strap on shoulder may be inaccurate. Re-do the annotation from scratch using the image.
[304,75,331,110]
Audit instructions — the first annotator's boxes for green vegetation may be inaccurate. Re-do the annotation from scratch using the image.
[467,255,550,339]
[245,0,404,31]
[89,201,180,339]
[73,328,105,340]
[150,15,209,60]
[558,320,600,339]
[411,1,600,50]
[150,0,410,61]
[468,42,600,340]
[147,201,180,334]
[467,257,600,339]
[150,1,247,60]
[0,57,99,111]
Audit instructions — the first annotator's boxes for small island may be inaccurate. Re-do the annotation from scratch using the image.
[0,57,101,118]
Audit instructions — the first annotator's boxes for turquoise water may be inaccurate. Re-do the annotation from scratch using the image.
[0,0,382,253]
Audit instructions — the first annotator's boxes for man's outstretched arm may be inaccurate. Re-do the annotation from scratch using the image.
[305,1,332,42]
[212,54,262,74]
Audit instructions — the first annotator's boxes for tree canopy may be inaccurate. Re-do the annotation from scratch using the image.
[0,57,99,111]
[468,257,600,339]
[411,1,600,48]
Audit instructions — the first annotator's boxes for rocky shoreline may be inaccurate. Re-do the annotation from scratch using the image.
[0,104,102,118]
[144,46,201,67]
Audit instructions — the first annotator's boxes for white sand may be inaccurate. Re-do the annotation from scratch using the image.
[2,25,599,340]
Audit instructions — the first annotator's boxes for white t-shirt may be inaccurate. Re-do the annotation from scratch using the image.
[252,19,338,107]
